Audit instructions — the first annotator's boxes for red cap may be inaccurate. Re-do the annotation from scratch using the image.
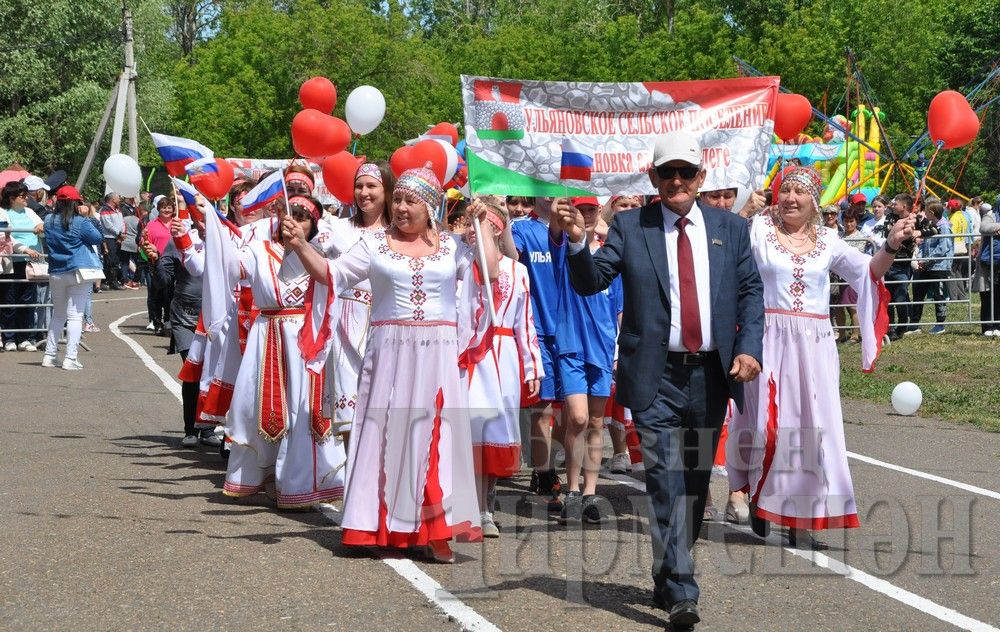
[849,193,867,205]
[55,185,83,201]
[571,196,599,208]
[946,199,961,209]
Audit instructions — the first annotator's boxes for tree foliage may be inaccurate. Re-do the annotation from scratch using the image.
[4,0,1000,197]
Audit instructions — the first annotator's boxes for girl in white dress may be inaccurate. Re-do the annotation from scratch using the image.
[463,201,543,538]
[308,162,393,434]
[223,196,347,508]
[726,168,915,548]
[289,167,497,563]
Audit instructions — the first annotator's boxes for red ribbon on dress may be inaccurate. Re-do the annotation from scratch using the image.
[310,369,332,442]
[258,307,306,442]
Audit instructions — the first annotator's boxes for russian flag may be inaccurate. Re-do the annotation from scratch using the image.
[170,177,241,235]
[240,170,285,213]
[184,157,219,177]
[560,138,594,182]
[151,133,214,176]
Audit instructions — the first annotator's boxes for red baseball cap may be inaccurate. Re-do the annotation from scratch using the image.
[55,185,83,201]
[849,193,867,205]
[946,199,961,209]
[571,196,600,208]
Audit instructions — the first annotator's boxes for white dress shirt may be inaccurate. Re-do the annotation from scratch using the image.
[567,203,715,352]
[661,203,714,352]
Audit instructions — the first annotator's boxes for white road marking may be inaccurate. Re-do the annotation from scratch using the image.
[847,451,1000,501]
[110,311,182,401]
[114,308,996,631]
[114,311,501,632]
[380,557,503,632]
[603,471,998,632]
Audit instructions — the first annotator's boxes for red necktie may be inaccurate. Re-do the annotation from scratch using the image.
[675,217,702,353]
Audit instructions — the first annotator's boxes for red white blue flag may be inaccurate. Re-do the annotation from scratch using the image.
[151,133,214,177]
[559,138,594,182]
[184,157,219,178]
[240,170,285,213]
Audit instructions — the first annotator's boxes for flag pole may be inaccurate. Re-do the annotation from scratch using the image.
[465,152,498,327]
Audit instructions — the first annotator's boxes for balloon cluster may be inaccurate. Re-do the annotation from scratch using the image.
[290,77,389,204]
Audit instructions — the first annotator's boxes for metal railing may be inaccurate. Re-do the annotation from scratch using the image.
[831,231,999,331]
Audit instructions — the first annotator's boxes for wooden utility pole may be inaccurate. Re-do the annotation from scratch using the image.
[76,2,139,190]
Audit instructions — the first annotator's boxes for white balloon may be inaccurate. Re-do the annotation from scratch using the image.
[891,381,922,416]
[103,153,142,197]
[432,139,459,184]
[345,85,386,136]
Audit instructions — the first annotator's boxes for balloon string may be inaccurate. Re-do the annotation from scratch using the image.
[913,140,943,210]
[351,139,358,156]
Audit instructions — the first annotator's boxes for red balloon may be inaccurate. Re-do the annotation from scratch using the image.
[773,93,813,141]
[190,158,235,201]
[411,139,448,183]
[321,151,364,205]
[427,122,459,146]
[928,90,980,149]
[389,140,447,180]
[299,77,337,115]
[389,145,416,177]
[291,109,351,159]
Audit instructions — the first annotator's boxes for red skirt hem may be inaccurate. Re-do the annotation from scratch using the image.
[473,443,521,479]
[755,506,861,530]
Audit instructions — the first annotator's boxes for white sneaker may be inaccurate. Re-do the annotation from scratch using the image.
[62,358,84,370]
[608,452,631,474]
[145,321,155,331]
[181,434,199,448]
[480,512,500,538]
[41,355,57,368]
[3,342,14,352]
[902,328,922,336]
[986,330,998,337]
[18,340,36,352]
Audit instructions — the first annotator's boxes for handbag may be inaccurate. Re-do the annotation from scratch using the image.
[26,260,49,280]
[75,267,106,284]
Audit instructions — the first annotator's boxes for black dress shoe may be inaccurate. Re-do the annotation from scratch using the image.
[669,600,700,626]
[749,501,770,537]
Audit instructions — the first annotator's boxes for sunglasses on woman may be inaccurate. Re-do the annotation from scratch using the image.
[655,165,700,180]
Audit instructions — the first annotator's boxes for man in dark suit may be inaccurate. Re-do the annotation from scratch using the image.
[556,131,765,630]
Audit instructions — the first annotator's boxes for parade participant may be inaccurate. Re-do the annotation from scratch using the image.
[287,167,495,563]
[506,196,534,220]
[598,194,642,474]
[143,197,176,334]
[284,164,315,197]
[40,186,103,370]
[464,199,543,537]
[223,195,347,508]
[549,196,623,525]
[280,162,394,439]
[557,131,765,629]
[155,216,220,447]
[501,197,564,512]
[727,167,914,550]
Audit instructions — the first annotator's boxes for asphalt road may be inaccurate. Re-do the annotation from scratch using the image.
[1,291,997,631]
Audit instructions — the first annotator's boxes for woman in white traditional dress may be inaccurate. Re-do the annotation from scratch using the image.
[726,167,915,549]
[463,200,543,538]
[309,162,394,436]
[222,195,347,509]
[287,167,496,563]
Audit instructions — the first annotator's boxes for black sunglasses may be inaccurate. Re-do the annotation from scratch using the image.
[655,165,700,180]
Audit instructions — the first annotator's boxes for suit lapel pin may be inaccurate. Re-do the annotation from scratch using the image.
[712,238,723,246]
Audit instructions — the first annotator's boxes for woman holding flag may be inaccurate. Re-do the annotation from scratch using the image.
[284,167,496,563]
[285,162,395,439]
[223,194,347,508]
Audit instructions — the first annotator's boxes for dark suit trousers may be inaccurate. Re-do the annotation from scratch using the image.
[632,352,729,606]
